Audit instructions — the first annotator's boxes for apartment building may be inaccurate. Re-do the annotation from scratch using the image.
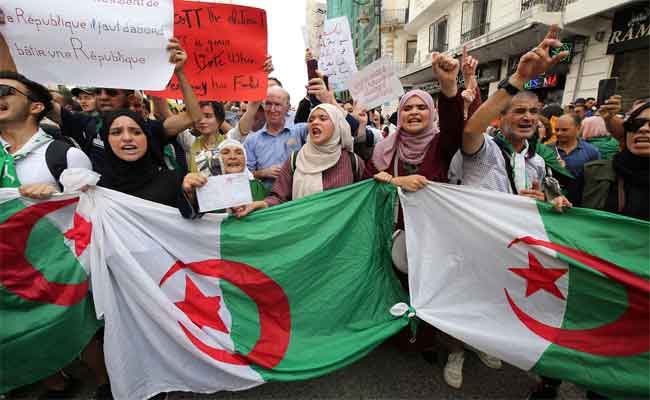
[396,0,648,108]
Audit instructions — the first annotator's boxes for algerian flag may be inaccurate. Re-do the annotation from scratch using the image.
[400,183,649,398]
[82,179,407,400]
[0,190,102,394]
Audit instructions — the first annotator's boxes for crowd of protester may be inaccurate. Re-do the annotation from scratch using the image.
[1,20,648,400]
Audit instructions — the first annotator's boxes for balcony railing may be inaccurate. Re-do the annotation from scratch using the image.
[461,23,489,43]
[520,0,569,14]
[381,9,408,26]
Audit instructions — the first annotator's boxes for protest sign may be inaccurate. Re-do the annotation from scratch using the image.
[147,1,267,101]
[318,16,357,92]
[305,0,327,57]
[347,56,404,110]
[196,172,252,212]
[0,0,174,90]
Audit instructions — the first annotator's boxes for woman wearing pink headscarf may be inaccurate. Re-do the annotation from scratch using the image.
[364,50,481,362]
[367,51,479,193]
[581,116,620,160]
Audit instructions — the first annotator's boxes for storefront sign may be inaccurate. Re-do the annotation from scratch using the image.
[523,73,558,90]
[607,3,650,54]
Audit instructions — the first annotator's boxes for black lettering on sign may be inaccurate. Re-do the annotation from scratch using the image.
[194,50,226,72]
[175,8,203,29]
[233,75,260,91]
[228,9,259,25]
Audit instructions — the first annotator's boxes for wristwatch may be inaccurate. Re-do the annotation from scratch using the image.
[498,77,520,96]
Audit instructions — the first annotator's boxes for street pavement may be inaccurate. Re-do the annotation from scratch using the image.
[8,342,586,399]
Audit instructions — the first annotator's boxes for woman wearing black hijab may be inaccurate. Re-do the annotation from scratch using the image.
[582,101,650,221]
[99,110,182,207]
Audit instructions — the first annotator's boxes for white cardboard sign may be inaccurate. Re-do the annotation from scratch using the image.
[196,172,253,213]
[305,0,327,58]
[1,0,174,90]
[318,16,357,92]
[347,56,405,110]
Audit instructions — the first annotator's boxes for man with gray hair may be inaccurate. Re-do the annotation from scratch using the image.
[244,79,359,188]
[243,86,308,188]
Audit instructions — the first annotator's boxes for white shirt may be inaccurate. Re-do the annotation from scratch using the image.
[1,129,92,186]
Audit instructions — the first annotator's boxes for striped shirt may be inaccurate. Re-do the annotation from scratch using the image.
[459,135,545,193]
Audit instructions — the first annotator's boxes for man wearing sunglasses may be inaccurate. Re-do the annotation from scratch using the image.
[0,71,92,196]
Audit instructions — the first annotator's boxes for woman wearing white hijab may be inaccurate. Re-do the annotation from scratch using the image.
[180,139,268,218]
[234,103,363,217]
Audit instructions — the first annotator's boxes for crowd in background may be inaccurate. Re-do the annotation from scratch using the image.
[1,20,648,400]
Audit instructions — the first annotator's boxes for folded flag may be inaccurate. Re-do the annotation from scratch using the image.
[0,190,102,394]
[400,183,649,398]
[82,180,407,400]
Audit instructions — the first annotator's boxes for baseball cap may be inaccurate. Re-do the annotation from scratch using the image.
[71,87,95,97]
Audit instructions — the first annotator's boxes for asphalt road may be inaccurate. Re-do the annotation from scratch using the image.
[8,342,586,400]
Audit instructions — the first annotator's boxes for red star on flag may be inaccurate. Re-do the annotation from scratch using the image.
[64,212,92,256]
[509,252,568,300]
[175,276,229,334]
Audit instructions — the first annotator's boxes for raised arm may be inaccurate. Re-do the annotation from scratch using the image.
[163,38,202,137]
[237,55,274,137]
[597,95,625,141]
[433,51,463,160]
[463,25,568,155]
[0,31,17,72]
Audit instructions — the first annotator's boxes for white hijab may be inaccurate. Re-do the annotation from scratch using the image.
[292,104,353,200]
[216,139,254,180]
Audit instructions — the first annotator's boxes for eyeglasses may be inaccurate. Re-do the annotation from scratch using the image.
[510,107,539,116]
[94,88,120,96]
[263,102,285,111]
[625,117,650,133]
[0,84,35,101]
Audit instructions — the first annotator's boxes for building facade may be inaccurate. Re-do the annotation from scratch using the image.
[396,0,649,109]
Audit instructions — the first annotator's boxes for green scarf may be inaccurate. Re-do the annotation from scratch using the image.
[0,144,20,188]
[493,129,574,180]
[586,135,620,161]
[535,142,574,179]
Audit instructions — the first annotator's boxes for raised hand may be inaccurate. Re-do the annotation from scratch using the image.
[514,25,567,83]
[432,52,460,97]
[167,38,188,73]
[461,46,478,84]
[597,95,622,121]
[263,55,274,74]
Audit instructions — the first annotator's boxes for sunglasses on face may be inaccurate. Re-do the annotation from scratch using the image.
[94,88,120,96]
[625,117,650,133]
[0,84,35,101]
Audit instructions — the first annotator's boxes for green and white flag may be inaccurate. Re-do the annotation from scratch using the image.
[0,192,102,394]
[400,183,649,398]
[81,180,407,399]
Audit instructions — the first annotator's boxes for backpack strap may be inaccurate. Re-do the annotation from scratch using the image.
[290,150,360,181]
[45,140,72,189]
[348,151,360,181]
[289,151,298,175]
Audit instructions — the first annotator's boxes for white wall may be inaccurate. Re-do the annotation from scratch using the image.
[489,0,521,31]
[562,23,614,105]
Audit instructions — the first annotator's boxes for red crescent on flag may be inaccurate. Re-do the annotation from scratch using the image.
[0,198,90,306]
[504,236,650,357]
[160,259,291,369]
